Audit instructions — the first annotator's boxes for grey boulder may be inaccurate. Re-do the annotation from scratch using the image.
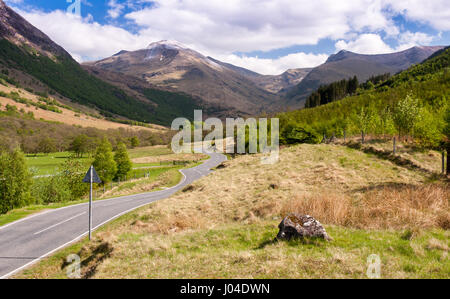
[277,213,332,241]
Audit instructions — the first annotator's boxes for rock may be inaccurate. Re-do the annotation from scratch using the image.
[277,213,332,241]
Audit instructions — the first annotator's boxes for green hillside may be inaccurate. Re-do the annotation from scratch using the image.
[0,39,199,126]
[278,47,450,148]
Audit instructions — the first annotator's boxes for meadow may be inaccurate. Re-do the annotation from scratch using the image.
[15,141,449,279]
[0,145,207,226]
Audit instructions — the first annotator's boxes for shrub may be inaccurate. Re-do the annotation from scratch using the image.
[114,142,132,180]
[0,149,33,214]
[281,124,321,145]
[93,138,117,183]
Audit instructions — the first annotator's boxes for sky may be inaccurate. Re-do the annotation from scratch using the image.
[4,0,450,75]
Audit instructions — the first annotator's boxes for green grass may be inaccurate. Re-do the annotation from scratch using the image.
[25,146,177,176]
[26,152,91,176]
[0,163,189,227]
[128,146,173,159]
[15,220,450,279]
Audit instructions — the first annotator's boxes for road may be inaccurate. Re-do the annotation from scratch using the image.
[0,152,227,279]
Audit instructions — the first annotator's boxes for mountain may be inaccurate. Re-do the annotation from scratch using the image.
[284,46,445,108]
[0,0,68,58]
[205,57,312,93]
[250,68,313,94]
[86,40,281,117]
[0,1,203,126]
[277,46,450,146]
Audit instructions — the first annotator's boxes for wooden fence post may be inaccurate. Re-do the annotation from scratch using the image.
[393,137,396,155]
[361,131,365,144]
[447,146,450,176]
[442,151,445,174]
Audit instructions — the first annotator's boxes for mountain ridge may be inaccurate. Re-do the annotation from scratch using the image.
[284,45,445,108]
[86,41,282,117]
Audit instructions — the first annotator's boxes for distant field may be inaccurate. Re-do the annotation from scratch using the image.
[26,152,91,176]
[1,146,208,226]
[25,146,198,176]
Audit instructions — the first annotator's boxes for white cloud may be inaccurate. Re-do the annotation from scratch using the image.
[335,32,434,54]
[125,0,398,54]
[335,34,394,54]
[215,53,328,75]
[387,0,450,31]
[107,0,125,19]
[18,9,149,62]
[9,0,449,74]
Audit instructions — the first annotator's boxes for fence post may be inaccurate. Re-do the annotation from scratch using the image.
[447,146,450,176]
[393,137,396,155]
[344,130,346,143]
[442,151,446,174]
[361,131,365,144]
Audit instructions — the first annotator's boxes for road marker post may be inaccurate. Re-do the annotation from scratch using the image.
[83,166,102,240]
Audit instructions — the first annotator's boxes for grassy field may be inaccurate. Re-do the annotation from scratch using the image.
[25,145,207,176]
[1,146,206,226]
[14,142,449,279]
[26,152,91,176]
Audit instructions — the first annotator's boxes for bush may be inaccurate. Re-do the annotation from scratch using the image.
[281,124,321,145]
[34,177,71,204]
[93,138,117,183]
[114,142,132,180]
[0,149,33,214]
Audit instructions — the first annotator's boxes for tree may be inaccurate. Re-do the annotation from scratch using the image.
[70,134,89,158]
[354,106,375,143]
[444,106,450,175]
[93,138,117,183]
[393,94,420,141]
[59,155,90,199]
[38,137,57,155]
[130,136,140,148]
[114,142,132,180]
[414,106,444,148]
[348,76,359,94]
[0,149,32,214]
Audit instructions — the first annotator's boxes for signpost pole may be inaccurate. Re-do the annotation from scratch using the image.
[89,166,93,240]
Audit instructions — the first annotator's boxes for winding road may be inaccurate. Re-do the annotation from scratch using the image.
[0,152,227,279]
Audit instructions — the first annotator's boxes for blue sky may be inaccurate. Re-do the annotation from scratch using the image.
[5,0,450,74]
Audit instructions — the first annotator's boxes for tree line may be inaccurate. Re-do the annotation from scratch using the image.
[305,74,392,109]
[0,138,133,214]
[278,47,450,150]
[0,110,173,154]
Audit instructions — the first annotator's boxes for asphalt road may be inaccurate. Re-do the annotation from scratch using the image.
[0,152,227,279]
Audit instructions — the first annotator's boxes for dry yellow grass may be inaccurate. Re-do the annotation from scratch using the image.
[132,153,208,164]
[112,143,445,236]
[15,143,450,279]
[0,84,166,132]
[282,184,449,230]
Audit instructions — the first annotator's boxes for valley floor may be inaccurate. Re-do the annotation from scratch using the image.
[14,143,449,279]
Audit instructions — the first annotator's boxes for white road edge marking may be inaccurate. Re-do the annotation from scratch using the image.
[0,168,190,279]
[33,212,86,235]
